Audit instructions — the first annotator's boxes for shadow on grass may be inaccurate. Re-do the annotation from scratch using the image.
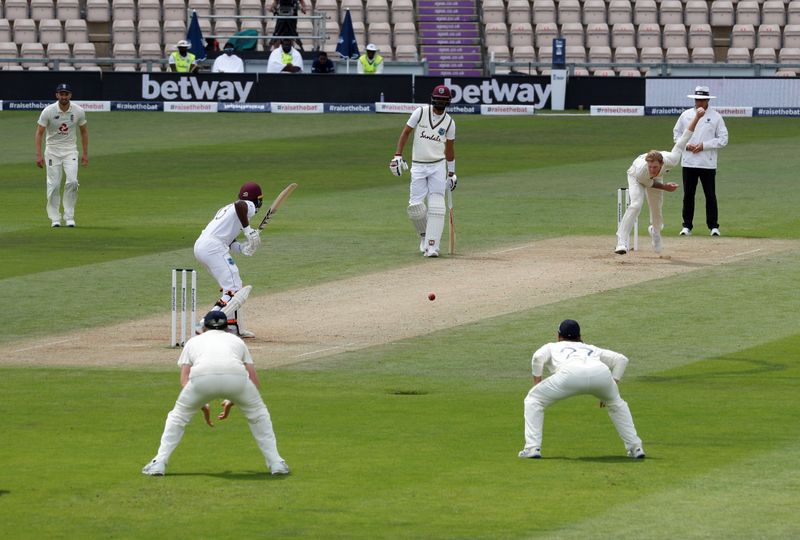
[0,490,10,496]
[166,470,287,481]
[538,456,651,463]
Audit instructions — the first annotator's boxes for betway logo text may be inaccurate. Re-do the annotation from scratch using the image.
[142,74,253,102]
[443,78,551,109]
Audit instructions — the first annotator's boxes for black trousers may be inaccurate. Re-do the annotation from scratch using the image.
[681,167,718,230]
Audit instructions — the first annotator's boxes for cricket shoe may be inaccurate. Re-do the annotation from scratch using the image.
[66,219,76,227]
[238,329,256,339]
[710,228,720,236]
[679,227,692,236]
[627,447,646,459]
[648,226,662,254]
[614,244,628,255]
[142,458,166,476]
[424,249,439,258]
[51,221,61,228]
[270,460,290,475]
[518,447,541,459]
[419,235,427,253]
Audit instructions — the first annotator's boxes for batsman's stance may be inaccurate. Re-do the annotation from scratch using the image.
[391,84,457,258]
[193,182,263,337]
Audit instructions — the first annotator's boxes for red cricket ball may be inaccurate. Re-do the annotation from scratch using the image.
[428,293,436,301]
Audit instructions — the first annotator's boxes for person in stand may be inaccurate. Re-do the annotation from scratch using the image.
[357,43,384,74]
[615,107,706,255]
[211,44,245,73]
[311,51,335,73]
[267,39,304,73]
[519,319,645,460]
[270,0,308,51]
[168,40,198,73]
[390,85,457,258]
[673,86,729,237]
[35,83,89,228]
[142,310,289,477]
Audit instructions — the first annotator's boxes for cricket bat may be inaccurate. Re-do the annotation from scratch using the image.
[258,183,298,230]
[447,189,455,255]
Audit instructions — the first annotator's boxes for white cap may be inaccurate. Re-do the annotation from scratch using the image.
[177,40,191,48]
[365,43,378,52]
[687,85,716,99]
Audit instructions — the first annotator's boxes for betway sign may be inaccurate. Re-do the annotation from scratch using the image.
[141,74,253,102]
[443,78,551,109]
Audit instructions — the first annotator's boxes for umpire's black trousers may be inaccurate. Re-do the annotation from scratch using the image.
[681,167,718,231]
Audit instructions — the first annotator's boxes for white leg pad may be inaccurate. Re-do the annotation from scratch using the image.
[424,193,446,254]
[407,202,427,237]
[221,285,252,318]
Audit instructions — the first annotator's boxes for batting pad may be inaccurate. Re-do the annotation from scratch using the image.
[407,203,427,236]
[425,193,446,252]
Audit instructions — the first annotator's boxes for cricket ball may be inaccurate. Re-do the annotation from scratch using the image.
[428,293,436,301]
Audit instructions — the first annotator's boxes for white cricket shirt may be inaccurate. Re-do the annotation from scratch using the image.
[178,329,253,377]
[197,200,256,248]
[408,105,456,163]
[673,108,728,169]
[37,101,87,156]
[531,341,629,380]
[627,128,693,187]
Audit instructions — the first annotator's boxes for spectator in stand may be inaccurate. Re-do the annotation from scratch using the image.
[270,0,308,51]
[169,40,198,73]
[267,39,304,73]
[311,51,335,74]
[212,44,245,73]
[357,44,384,74]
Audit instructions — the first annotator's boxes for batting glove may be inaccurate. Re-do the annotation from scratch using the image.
[241,241,256,256]
[389,155,408,177]
[448,174,458,191]
[243,226,261,248]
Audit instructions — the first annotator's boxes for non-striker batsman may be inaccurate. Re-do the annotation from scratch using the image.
[390,85,457,258]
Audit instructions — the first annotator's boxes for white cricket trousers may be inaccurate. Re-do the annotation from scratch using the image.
[523,361,642,451]
[409,161,447,252]
[616,174,664,246]
[153,373,284,468]
[45,150,79,222]
[194,238,243,294]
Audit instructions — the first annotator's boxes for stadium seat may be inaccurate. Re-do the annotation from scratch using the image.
[12,18,37,43]
[633,0,657,26]
[139,42,164,70]
[214,18,239,41]
[561,22,584,47]
[484,22,508,47]
[3,0,29,21]
[187,0,210,17]
[573,66,590,75]
[636,23,661,48]
[534,22,557,48]
[394,22,418,47]
[790,1,800,25]
[784,25,800,48]
[565,44,586,63]
[614,45,638,67]
[612,23,635,48]
[86,0,110,22]
[618,68,641,77]
[507,0,531,24]
[112,18,136,45]
[322,19,338,53]
[368,21,391,46]
[391,0,414,25]
[727,47,751,63]
[72,41,98,69]
[509,23,533,49]
[481,0,506,24]
[659,0,683,25]
[586,23,610,47]
[137,19,161,45]
[0,19,10,42]
[46,41,71,67]
[608,0,633,25]
[752,47,777,63]
[55,0,80,20]
[394,44,418,61]
[21,41,46,68]
[163,0,187,22]
[163,20,186,47]
[594,68,616,76]
[688,24,713,49]
[112,0,135,20]
[731,24,756,49]
[239,0,263,18]
[691,46,715,63]
[532,0,556,25]
[684,1,709,26]
[735,1,760,26]
[588,45,612,72]
[583,0,606,25]
[557,0,581,24]
[214,0,237,18]
[512,44,535,62]
[774,69,797,76]
[537,44,552,65]
[663,23,686,48]
[351,20,365,45]
[710,1,734,27]
[666,46,689,64]
[366,0,389,25]
[778,47,800,72]
[137,0,160,21]
[64,18,88,44]
[38,18,63,44]
[487,44,510,62]
[0,41,20,68]
[760,1,786,26]
[341,0,364,24]
[30,0,55,21]
[639,46,664,74]
[758,24,782,49]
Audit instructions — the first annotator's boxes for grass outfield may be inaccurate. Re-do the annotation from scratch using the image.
[1,112,799,538]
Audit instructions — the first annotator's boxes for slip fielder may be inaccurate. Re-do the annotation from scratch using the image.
[390,85,457,258]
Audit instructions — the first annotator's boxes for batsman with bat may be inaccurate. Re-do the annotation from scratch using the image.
[391,84,457,258]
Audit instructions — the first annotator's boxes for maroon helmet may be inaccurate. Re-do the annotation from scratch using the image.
[238,182,263,208]
[430,84,452,111]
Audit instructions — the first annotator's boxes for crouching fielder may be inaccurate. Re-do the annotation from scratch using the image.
[519,319,645,460]
[142,311,289,476]
[390,85,457,258]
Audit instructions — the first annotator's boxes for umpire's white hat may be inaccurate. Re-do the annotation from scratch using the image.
[687,86,716,99]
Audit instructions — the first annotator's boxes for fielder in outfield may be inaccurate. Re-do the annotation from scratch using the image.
[193,182,263,337]
[390,85,457,258]
[519,319,645,460]
[34,83,89,228]
[615,107,706,255]
[143,310,289,476]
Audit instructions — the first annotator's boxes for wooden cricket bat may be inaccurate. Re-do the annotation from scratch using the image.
[447,189,455,255]
[258,183,298,230]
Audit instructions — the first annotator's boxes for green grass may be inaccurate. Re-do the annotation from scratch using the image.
[1,112,799,538]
